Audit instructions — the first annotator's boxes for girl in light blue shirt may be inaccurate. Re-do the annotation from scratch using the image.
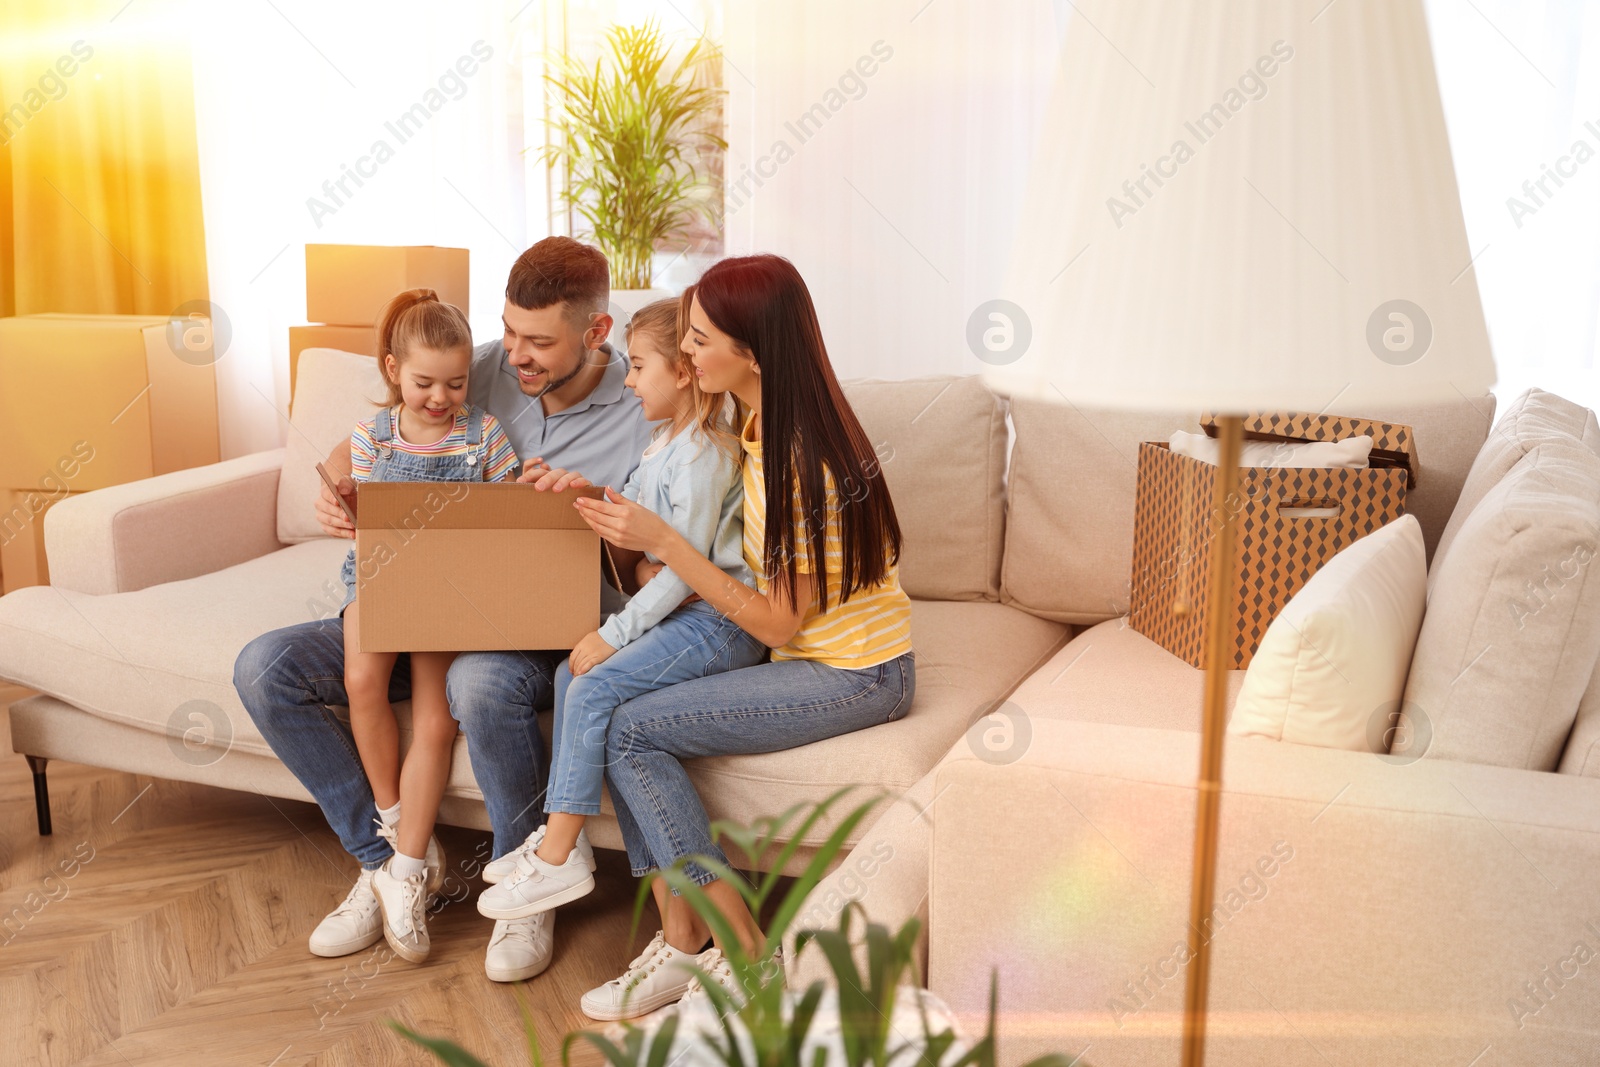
[475,292,766,922]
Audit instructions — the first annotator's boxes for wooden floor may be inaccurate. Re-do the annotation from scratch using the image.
[0,686,657,1067]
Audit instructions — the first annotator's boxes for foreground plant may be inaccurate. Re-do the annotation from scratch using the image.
[391,790,1085,1067]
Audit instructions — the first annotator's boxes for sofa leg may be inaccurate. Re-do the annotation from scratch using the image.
[25,755,52,836]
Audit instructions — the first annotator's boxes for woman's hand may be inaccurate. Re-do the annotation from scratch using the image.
[568,630,617,676]
[575,487,675,557]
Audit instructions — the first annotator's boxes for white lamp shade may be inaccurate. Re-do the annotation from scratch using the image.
[985,0,1496,411]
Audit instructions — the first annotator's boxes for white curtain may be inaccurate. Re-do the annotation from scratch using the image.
[722,1,1063,381]
[1425,0,1600,410]
[190,0,540,459]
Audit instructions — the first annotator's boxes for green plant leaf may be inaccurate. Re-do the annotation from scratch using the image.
[387,1020,495,1067]
[393,793,1091,1067]
[786,981,828,1066]
[541,18,725,288]
[565,1025,646,1067]
[642,1010,682,1067]
[514,986,547,1067]
[764,790,886,951]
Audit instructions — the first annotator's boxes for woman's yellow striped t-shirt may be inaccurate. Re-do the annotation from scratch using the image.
[739,411,912,669]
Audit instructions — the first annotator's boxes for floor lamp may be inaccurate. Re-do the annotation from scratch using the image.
[983,1,1495,1062]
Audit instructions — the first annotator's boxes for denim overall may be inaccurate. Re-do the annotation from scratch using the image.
[338,404,490,616]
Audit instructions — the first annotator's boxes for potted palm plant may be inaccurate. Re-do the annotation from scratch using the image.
[391,791,1087,1067]
[539,20,725,342]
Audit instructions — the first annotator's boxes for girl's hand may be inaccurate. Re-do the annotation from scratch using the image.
[575,487,673,556]
[568,630,617,676]
[635,558,701,608]
[316,475,357,539]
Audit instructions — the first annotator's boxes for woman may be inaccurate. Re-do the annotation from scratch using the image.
[561,255,916,1018]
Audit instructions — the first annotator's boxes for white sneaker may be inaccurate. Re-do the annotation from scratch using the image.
[484,914,555,982]
[372,859,431,963]
[308,868,382,957]
[476,846,595,919]
[678,947,743,1012]
[483,825,596,884]
[374,819,446,898]
[580,930,697,1021]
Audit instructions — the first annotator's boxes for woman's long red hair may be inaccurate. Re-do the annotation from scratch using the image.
[696,255,901,612]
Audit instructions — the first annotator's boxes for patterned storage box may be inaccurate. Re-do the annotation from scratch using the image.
[1127,412,1417,669]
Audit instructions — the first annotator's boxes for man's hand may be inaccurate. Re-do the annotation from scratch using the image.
[316,474,357,539]
[522,463,593,492]
[568,630,617,677]
[515,456,554,483]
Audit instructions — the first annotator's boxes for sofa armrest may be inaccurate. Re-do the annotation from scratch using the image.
[929,720,1600,1065]
[45,449,287,594]
[785,772,938,990]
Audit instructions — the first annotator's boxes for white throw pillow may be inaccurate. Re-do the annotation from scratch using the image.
[1169,430,1372,469]
[276,348,386,544]
[1228,514,1426,751]
[1406,440,1600,770]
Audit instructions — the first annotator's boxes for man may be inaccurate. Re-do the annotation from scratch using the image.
[234,237,652,981]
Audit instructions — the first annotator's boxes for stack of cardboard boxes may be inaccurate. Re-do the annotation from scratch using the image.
[288,244,470,401]
[0,314,220,592]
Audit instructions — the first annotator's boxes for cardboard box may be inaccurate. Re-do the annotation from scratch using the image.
[353,481,621,653]
[0,315,220,492]
[1127,412,1416,669]
[0,488,83,593]
[305,244,470,326]
[288,324,379,402]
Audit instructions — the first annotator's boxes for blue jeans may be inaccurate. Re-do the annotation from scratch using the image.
[602,651,916,886]
[234,617,562,869]
[549,601,768,815]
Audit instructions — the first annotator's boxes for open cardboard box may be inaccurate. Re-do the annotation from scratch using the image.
[351,481,621,654]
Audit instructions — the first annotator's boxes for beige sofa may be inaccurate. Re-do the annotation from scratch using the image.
[794,387,1600,1066]
[8,362,1598,1062]
[0,363,1067,871]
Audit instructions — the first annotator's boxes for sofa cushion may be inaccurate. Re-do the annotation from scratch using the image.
[1228,515,1426,752]
[1000,618,1244,734]
[1001,393,1495,624]
[1560,658,1600,777]
[277,347,385,544]
[1003,403,1197,625]
[1434,387,1600,570]
[1406,441,1600,770]
[840,376,1006,601]
[672,598,1067,845]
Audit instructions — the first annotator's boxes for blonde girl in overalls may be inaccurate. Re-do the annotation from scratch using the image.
[337,289,520,963]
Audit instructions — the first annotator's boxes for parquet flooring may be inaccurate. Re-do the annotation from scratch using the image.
[1,686,659,1067]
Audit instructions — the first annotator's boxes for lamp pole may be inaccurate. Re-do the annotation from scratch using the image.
[1180,413,1243,1067]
